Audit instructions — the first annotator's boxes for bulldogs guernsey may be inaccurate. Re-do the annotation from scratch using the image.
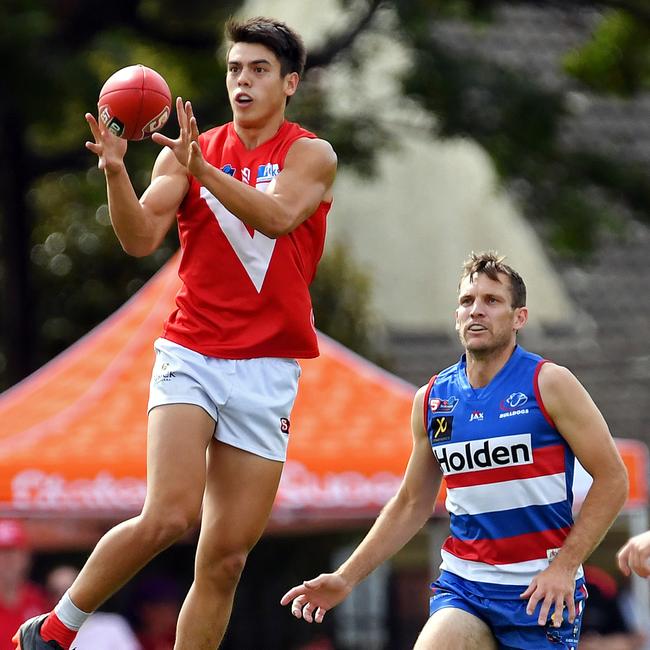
[425,345,584,593]
[162,120,330,359]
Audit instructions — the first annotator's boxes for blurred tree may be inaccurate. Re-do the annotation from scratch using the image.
[2,0,650,390]
[0,0,385,389]
[393,0,650,256]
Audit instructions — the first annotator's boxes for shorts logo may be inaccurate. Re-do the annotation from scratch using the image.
[429,396,458,413]
[280,418,290,434]
[429,416,453,443]
[154,362,176,383]
[469,411,484,422]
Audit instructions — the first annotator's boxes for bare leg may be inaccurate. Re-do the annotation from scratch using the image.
[174,441,283,650]
[68,405,215,611]
[414,608,498,650]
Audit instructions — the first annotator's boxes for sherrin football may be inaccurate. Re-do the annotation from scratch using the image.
[98,65,172,141]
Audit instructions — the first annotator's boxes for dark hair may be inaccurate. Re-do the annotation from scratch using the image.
[225,16,306,78]
[460,251,527,308]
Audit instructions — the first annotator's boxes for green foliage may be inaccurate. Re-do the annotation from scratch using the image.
[396,4,650,258]
[564,11,650,95]
[311,240,386,366]
[0,0,391,388]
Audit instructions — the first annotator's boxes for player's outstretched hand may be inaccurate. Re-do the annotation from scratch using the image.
[280,573,352,624]
[152,97,207,178]
[520,563,576,628]
[617,531,650,578]
[85,113,128,173]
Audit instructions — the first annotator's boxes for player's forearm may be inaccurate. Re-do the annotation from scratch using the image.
[195,164,296,238]
[554,471,628,573]
[105,165,161,256]
[336,492,433,588]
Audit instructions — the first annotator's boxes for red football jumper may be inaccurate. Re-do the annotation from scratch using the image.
[162,120,331,359]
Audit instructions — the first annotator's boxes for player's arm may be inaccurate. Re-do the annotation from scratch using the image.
[280,385,442,623]
[521,363,628,626]
[154,99,336,238]
[86,113,188,258]
[194,136,336,238]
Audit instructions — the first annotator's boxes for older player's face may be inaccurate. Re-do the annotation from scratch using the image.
[226,42,298,128]
[455,272,527,356]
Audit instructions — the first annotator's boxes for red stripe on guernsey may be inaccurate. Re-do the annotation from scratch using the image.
[533,359,556,428]
[423,375,438,430]
[444,444,566,489]
[443,526,571,565]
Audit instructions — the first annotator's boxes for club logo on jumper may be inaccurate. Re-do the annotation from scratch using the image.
[221,164,236,177]
[432,433,532,475]
[501,392,528,409]
[280,418,291,434]
[154,362,175,383]
[499,392,530,419]
[429,396,458,413]
[242,167,251,184]
[469,411,484,422]
[429,416,453,443]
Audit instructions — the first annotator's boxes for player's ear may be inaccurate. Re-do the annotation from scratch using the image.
[513,306,528,332]
[284,72,299,98]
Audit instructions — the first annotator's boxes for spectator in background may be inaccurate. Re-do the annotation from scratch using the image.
[0,520,48,650]
[579,565,644,650]
[131,576,182,650]
[46,565,140,650]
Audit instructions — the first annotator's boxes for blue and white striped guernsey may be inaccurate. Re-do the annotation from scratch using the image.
[425,345,583,587]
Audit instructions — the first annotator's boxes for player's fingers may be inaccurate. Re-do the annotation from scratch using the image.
[290,594,307,618]
[190,116,200,140]
[634,552,650,578]
[151,133,177,149]
[302,601,316,623]
[537,597,552,626]
[550,598,564,627]
[85,141,102,155]
[524,589,541,616]
[520,583,535,599]
[85,113,102,141]
[175,96,186,130]
[617,546,632,576]
[314,607,327,624]
[567,595,576,624]
[281,586,307,606]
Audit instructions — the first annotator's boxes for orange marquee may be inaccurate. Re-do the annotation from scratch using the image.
[0,257,646,529]
[0,257,417,524]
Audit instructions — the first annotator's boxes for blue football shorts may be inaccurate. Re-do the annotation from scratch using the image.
[430,570,587,649]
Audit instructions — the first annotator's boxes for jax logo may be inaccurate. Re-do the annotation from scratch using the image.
[500,392,528,410]
[429,396,458,413]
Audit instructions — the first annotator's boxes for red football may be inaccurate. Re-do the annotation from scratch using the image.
[98,65,172,141]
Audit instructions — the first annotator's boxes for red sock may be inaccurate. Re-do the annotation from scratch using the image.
[40,612,77,650]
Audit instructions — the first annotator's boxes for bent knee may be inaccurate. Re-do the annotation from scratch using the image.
[200,549,249,587]
[137,510,197,547]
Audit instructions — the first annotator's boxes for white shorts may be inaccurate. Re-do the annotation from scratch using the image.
[147,338,301,461]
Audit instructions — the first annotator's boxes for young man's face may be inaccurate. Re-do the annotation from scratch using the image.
[455,272,528,356]
[226,42,298,127]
